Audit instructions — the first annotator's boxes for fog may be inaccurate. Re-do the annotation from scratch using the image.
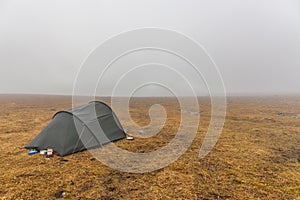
[0,0,299,96]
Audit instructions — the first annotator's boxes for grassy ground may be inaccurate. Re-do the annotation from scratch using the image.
[0,95,299,199]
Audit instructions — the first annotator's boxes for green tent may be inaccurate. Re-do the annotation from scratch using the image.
[25,101,125,156]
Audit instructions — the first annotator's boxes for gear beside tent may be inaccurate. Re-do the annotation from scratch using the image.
[25,101,125,156]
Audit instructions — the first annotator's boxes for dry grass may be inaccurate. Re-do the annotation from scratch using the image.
[0,95,299,199]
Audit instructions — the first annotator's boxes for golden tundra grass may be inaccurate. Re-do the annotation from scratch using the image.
[0,95,299,199]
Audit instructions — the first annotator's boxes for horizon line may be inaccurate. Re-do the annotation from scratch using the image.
[0,92,299,97]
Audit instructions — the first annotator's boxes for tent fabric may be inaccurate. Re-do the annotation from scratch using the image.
[25,101,125,156]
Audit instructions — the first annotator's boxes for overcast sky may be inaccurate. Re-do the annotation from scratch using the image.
[0,0,299,96]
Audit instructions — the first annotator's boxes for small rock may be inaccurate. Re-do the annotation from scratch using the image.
[138,130,144,134]
[55,190,65,198]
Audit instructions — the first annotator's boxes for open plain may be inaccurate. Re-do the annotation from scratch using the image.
[0,95,299,199]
